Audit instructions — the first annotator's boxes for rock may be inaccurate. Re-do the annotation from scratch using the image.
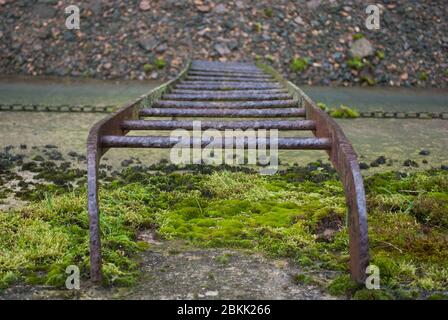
[138,36,159,52]
[35,4,56,19]
[359,162,369,170]
[441,165,448,171]
[214,43,230,56]
[121,159,134,167]
[419,150,430,156]
[205,291,219,297]
[196,5,211,13]
[63,31,76,42]
[294,16,305,25]
[403,159,419,167]
[214,4,227,14]
[139,0,150,11]
[306,0,321,10]
[350,38,374,58]
[370,156,386,167]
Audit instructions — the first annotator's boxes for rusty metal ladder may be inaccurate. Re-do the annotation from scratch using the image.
[87,60,369,284]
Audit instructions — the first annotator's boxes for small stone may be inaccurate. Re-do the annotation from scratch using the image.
[294,16,305,25]
[403,159,419,167]
[359,162,369,170]
[419,150,430,156]
[214,3,227,14]
[138,36,159,52]
[121,159,134,167]
[139,0,150,11]
[307,0,321,10]
[214,43,230,56]
[350,38,374,58]
[400,72,408,81]
[197,5,211,13]
[205,291,219,297]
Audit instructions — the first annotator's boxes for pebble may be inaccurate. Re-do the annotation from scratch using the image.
[0,1,446,87]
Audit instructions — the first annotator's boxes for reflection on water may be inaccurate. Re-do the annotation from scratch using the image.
[0,112,446,173]
[0,76,162,106]
[302,85,448,113]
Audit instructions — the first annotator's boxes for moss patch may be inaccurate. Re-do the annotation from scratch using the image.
[1,165,448,299]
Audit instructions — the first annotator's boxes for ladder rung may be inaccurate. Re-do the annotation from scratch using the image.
[189,68,265,74]
[188,71,272,78]
[191,60,256,68]
[139,108,306,118]
[152,100,298,109]
[122,120,316,131]
[169,89,288,95]
[101,135,331,150]
[162,93,292,101]
[185,76,275,82]
[176,84,281,90]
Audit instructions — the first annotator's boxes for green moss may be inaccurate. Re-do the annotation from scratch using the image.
[427,293,448,300]
[376,50,385,60]
[1,164,448,298]
[253,22,262,33]
[290,57,309,73]
[293,273,315,285]
[154,58,166,69]
[330,105,360,118]
[352,33,365,40]
[361,75,376,86]
[265,54,275,63]
[353,289,394,300]
[263,8,273,18]
[347,57,364,70]
[143,64,153,73]
[317,102,328,112]
[215,253,232,265]
[418,71,429,81]
[328,275,360,296]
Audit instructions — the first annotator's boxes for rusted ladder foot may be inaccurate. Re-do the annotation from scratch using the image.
[346,170,370,284]
[87,140,102,283]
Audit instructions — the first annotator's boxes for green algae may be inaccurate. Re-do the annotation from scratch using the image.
[1,166,448,299]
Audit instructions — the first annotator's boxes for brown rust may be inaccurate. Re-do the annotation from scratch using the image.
[87,60,369,285]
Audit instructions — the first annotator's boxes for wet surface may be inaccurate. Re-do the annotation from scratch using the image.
[1,112,446,171]
[0,76,161,106]
[303,86,448,113]
[0,240,336,300]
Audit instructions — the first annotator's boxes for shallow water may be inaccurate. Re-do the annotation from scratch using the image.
[302,85,448,112]
[0,76,447,172]
[0,76,160,106]
[1,112,446,172]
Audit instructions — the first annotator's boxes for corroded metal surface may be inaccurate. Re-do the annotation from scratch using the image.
[122,119,316,131]
[176,83,281,90]
[101,135,330,150]
[87,60,369,285]
[257,63,370,284]
[162,92,292,101]
[152,100,297,109]
[139,107,306,118]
